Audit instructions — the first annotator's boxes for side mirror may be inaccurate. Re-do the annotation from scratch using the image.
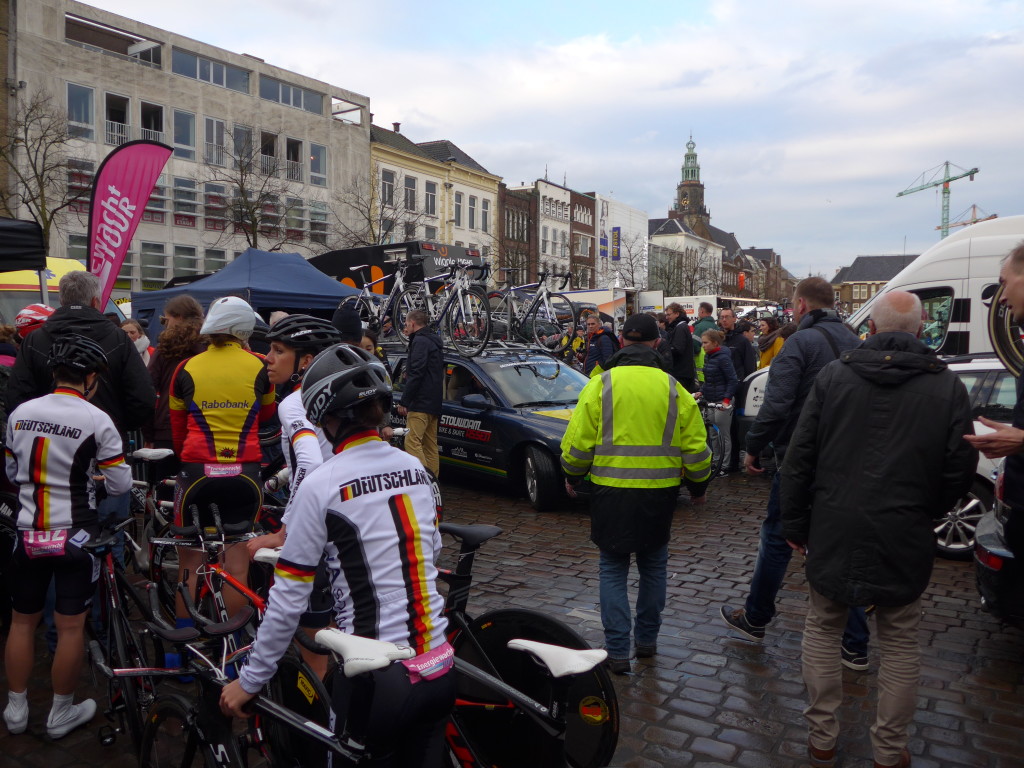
[461,394,491,410]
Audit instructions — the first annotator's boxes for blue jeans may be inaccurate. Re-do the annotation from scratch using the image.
[599,544,668,658]
[745,471,869,654]
[98,491,131,566]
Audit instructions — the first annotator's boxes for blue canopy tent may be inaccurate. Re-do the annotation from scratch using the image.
[130,248,358,332]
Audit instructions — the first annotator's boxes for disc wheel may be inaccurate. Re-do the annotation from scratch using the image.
[447,287,491,357]
[987,282,1023,377]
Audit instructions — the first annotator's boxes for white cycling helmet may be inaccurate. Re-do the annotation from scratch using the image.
[200,296,257,340]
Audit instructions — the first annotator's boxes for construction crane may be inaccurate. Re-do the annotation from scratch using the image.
[937,204,998,232]
[897,161,979,239]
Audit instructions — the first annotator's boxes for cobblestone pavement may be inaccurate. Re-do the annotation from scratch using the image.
[2,471,1022,767]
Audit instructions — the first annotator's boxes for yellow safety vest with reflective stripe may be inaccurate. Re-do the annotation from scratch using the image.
[695,348,706,383]
[560,365,711,488]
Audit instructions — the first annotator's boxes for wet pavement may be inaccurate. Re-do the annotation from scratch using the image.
[2,470,1022,767]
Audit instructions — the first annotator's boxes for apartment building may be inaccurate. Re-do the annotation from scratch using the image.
[589,194,649,289]
[4,0,370,294]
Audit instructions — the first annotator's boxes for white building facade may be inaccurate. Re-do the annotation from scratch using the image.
[591,194,650,288]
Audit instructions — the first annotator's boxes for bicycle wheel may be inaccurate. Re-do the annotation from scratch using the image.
[529,293,578,353]
[707,422,725,478]
[262,652,333,767]
[104,601,155,755]
[149,524,179,621]
[139,693,232,768]
[340,295,379,334]
[393,286,431,345]
[447,287,491,357]
[449,608,619,768]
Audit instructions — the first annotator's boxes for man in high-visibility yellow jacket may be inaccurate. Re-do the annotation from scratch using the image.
[560,313,711,674]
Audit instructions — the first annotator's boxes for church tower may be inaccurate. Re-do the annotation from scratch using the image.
[669,136,711,239]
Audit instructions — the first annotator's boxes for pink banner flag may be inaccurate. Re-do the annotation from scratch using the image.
[88,140,172,307]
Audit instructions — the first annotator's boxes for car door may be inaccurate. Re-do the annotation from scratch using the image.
[438,362,503,475]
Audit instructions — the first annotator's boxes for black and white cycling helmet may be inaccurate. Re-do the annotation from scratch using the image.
[301,344,392,427]
[266,314,342,353]
[48,333,108,373]
[201,296,257,340]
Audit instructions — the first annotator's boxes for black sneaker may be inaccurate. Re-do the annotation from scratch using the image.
[719,606,766,642]
[606,656,631,675]
[634,644,657,658]
[841,645,869,671]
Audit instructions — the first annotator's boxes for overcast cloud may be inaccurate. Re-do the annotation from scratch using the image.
[89,0,1024,278]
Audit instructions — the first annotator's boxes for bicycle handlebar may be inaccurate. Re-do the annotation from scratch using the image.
[558,272,571,291]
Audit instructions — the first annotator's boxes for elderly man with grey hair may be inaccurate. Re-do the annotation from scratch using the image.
[780,290,977,768]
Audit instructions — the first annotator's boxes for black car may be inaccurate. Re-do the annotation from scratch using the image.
[975,464,1024,628]
[388,344,588,511]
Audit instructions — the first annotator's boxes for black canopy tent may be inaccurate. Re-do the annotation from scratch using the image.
[0,217,46,272]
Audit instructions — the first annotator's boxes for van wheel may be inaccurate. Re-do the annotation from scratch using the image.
[935,480,991,560]
[523,446,560,512]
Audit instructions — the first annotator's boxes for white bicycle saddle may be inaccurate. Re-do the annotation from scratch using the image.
[506,639,607,678]
[132,447,175,461]
[253,547,281,565]
[315,628,416,677]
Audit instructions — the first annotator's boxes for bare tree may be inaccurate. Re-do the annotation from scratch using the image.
[649,242,724,296]
[0,91,88,253]
[326,163,434,249]
[609,232,648,289]
[198,139,314,253]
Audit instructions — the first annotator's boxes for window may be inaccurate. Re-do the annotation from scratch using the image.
[143,175,167,224]
[469,196,477,229]
[67,159,94,213]
[205,249,227,272]
[424,182,437,215]
[285,197,306,241]
[173,245,199,275]
[204,117,226,166]
[285,138,303,182]
[424,225,437,241]
[260,132,278,175]
[140,242,166,284]
[381,170,395,206]
[258,75,323,114]
[481,199,490,234]
[309,144,327,187]
[404,222,417,240]
[404,176,416,211]
[204,182,228,231]
[173,177,197,227]
[173,110,195,160]
[172,48,249,93]
[455,193,463,226]
[67,83,94,139]
[542,226,549,254]
[310,202,328,245]
[67,234,88,263]
[233,124,253,169]
[140,102,164,142]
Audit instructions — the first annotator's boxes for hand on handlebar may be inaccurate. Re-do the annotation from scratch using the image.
[220,679,256,718]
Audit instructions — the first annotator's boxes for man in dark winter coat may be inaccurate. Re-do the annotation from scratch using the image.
[663,302,696,391]
[580,314,618,375]
[7,271,156,542]
[397,309,443,476]
[720,277,871,667]
[718,308,757,472]
[780,290,976,768]
[691,301,719,339]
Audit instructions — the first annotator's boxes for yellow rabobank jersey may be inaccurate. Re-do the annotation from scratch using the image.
[169,341,275,463]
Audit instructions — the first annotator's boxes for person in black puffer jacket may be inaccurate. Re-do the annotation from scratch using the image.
[663,303,696,391]
[780,290,976,768]
[397,309,443,477]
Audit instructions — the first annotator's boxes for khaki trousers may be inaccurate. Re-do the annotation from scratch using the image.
[803,586,921,765]
[405,412,440,477]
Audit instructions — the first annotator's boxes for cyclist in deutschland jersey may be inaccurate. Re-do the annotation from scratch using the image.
[246,314,340,679]
[169,296,275,626]
[3,335,131,739]
[221,345,454,767]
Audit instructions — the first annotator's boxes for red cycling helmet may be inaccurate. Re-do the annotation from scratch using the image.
[15,303,56,339]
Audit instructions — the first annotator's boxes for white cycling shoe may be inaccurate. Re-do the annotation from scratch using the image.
[46,698,96,739]
[3,701,28,735]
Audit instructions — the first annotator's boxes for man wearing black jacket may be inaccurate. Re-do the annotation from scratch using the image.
[663,303,696,391]
[7,271,156,553]
[718,309,757,471]
[397,309,443,477]
[780,290,976,768]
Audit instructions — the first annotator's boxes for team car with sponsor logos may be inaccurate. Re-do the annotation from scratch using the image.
[388,344,589,511]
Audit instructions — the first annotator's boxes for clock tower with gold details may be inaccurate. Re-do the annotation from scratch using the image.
[668,136,711,239]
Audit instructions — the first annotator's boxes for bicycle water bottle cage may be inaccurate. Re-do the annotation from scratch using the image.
[314,629,415,677]
[506,639,607,678]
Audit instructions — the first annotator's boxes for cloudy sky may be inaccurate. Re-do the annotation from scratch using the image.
[90,0,1024,279]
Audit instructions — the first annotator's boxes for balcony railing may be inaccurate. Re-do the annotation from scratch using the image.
[205,143,227,167]
[260,155,278,177]
[285,160,303,182]
[105,120,129,146]
[140,128,164,143]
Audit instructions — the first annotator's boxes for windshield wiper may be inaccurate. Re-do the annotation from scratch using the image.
[515,400,574,408]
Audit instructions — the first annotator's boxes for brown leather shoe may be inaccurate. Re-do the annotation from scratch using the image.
[808,739,836,766]
[873,747,911,768]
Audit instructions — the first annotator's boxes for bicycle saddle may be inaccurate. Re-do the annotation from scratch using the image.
[253,547,281,565]
[132,447,175,461]
[506,639,607,678]
[314,629,415,677]
[438,523,503,549]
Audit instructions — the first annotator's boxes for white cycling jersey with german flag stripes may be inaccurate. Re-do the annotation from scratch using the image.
[5,387,132,531]
[239,431,447,694]
[276,388,331,526]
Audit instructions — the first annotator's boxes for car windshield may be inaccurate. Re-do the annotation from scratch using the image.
[478,357,588,408]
